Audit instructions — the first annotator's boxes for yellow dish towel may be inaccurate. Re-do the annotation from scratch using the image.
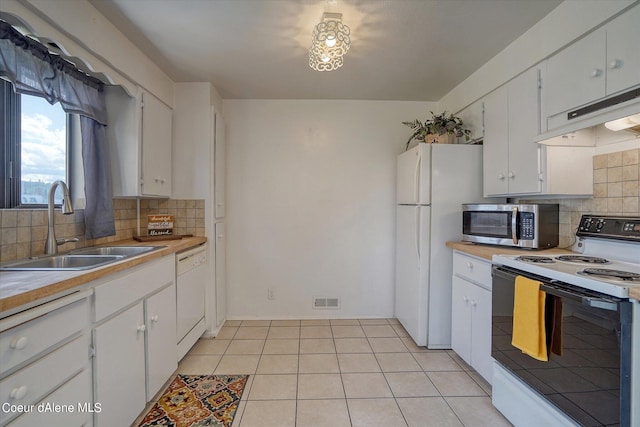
[511,276,548,362]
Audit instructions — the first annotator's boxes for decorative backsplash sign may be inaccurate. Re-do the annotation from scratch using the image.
[147,215,174,236]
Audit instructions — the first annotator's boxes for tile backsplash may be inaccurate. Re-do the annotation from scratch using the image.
[0,199,205,262]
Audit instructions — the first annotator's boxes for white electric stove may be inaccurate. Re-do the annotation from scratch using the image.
[493,215,640,298]
[491,215,640,427]
[493,251,640,299]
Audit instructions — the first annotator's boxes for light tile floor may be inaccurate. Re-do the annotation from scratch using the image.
[142,318,513,427]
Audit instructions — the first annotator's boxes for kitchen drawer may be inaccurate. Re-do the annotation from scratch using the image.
[452,252,492,290]
[7,368,92,427]
[0,297,88,376]
[0,337,87,425]
[93,255,175,322]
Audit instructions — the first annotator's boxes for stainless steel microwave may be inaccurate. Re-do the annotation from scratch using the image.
[462,203,559,249]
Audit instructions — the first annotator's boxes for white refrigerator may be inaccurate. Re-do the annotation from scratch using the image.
[395,143,485,348]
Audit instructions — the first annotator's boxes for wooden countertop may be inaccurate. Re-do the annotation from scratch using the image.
[447,241,640,301]
[0,236,207,314]
[445,241,571,261]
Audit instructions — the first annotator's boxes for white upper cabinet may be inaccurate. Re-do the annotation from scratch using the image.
[483,84,510,196]
[483,66,593,197]
[606,5,640,96]
[105,86,173,198]
[544,5,640,126]
[141,92,172,197]
[484,67,542,196]
[545,28,606,119]
[507,67,544,195]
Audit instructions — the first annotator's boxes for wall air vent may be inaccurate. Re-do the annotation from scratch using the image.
[313,297,340,309]
[568,88,640,121]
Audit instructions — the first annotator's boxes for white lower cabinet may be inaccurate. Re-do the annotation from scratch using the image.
[0,251,186,426]
[92,256,177,427]
[451,252,493,384]
[7,369,93,427]
[145,284,177,401]
[0,291,92,427]
[93,303,146,427]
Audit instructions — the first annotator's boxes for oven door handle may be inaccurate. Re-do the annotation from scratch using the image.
[540,283,619,312]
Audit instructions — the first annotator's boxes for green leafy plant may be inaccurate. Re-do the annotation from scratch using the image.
[402,111,471,150]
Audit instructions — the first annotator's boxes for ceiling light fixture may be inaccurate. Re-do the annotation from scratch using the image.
[309,12,350,72]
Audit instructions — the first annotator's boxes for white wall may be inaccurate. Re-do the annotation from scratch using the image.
[223,100,431,319]
[173,83,213,200]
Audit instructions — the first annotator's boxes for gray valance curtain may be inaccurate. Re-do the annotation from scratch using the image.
[0,20,115,239]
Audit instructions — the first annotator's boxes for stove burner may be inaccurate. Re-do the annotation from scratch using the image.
[555,255,610,264]
[579,268,640,281]
[515,256,556,264]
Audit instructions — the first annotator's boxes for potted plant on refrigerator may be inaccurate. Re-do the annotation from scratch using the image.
[402,111,471,150]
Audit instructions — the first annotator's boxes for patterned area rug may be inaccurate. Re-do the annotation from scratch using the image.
[137,374,249,427]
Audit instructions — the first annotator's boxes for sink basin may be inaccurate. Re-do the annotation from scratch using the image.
[0,255,124,271]
[69,245,162,257]
[0,245,165,272]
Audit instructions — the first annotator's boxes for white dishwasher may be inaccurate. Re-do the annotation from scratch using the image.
[176,244,208,360]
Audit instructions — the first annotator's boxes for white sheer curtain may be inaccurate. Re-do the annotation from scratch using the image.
[0,20,115,238]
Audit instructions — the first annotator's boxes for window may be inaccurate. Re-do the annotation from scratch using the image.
[1,79,70,208]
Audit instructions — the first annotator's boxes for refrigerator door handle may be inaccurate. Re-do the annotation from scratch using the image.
[415,207,421,266]
[414,151,421,204]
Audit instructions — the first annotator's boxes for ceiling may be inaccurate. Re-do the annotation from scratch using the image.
[88,0,563,101]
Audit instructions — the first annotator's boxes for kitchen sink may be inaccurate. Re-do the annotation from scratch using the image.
[0,255,124,271]
[0,245,165,272]
[69,245,162,257]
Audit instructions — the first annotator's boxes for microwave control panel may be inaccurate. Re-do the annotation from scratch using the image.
[520,212,535,239]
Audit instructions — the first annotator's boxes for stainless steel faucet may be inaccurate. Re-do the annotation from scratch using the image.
[45,180,79,255]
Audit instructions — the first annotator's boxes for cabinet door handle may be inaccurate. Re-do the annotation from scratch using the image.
[590,68,603,78]
[471,300,478,307]
[508,171,515,179]
[466,262,473,270]
[10,336,29,350]
[137,324,146,333]
[608,59,623,69]
[150,315,159,323]
[498,173,505,181]
[10,386,28,400]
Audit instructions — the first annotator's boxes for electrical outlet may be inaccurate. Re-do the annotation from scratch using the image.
[267,289,275,300]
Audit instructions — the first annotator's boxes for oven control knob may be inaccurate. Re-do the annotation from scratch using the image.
[596,220,605,231]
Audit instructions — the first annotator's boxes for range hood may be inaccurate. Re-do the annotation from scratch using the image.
[537,87,640,146]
